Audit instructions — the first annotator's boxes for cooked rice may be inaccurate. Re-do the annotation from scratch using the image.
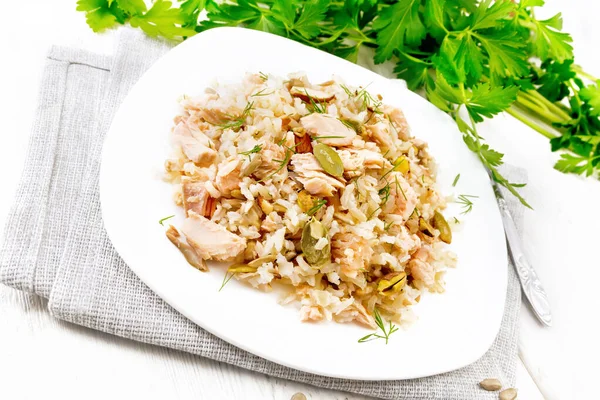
[164,72,456,328]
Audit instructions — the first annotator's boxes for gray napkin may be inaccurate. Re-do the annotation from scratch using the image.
[0,29,523,400]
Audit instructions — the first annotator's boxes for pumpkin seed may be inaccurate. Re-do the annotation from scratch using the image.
[290,393,307,400]
[419,217,436,237]
[227,264,257,274]
[248,255,276,268]
[432,211,452,244]
[377,272,407,294]
[297,190,317,212]
[479,378,502,391]
[301,218,330,265]
[499,388,517,400]
[313,142,344,177]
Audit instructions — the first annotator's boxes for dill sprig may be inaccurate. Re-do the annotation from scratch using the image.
[239,144,262,161]
[250,88,274,97]
[313,135,346,141]
[340,84,354,97]
[304,89,327,113]
[452,173,461,187]
[258,71,268,81]
[218,101,254,130]
[457,194,478,214]
[355,84,382,113]
[394,175,407,201]
[358,308,399,345]
[368,180,392,219]
[307,198,328,216]
[158,215,175,226]
[219,271,236,292]
[380,156,407,181]
[263,147,293,181]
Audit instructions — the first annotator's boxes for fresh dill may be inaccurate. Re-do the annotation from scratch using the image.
[368,181,392,219]
[313,135,346,141]
[453,217,460,224]
[158,215,175,226]
[452,173,461,187]
[384,221,395,231]
[395,175,407,201]
[263,148,293,181]
[218,271,236,292]
[307,199,328,216]
[250,88,274,97]
[239,144,262,161]
[258,71,268,81]
[380,157,406,181]
[457,194,479,215]
[304,89,327,113]
[355,84,382,113]
[340,84,354,97]
[358,308,399,345]
[339,118,357,130]
[218,101,254,130]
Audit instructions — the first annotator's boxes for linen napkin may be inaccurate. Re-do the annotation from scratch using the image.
[0,29,523,400]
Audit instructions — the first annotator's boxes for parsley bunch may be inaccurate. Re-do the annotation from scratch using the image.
[78,0,600,206]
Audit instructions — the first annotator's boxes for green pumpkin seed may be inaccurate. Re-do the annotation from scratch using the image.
[419,217,435,237]
[301,218,331,266]
[313,143,344,177]
[227,264,258,274]
[377,272,407,294]
[432,211,452,244]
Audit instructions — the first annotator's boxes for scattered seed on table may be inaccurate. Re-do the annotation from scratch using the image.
[291,392,307,400]
[499,388,518,400]
[479,378,502,391]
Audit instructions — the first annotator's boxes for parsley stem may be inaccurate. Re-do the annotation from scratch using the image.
[572,64,597,82]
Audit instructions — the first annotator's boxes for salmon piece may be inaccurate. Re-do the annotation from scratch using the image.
[381,172,418,220]
[172,122,217,167]
[337,150,364,178]
[181,211,246,261]
[215,158,241,196]
[166,225,208,271]
[181,177,215,218]
[366,121,394,152]
[384,105,410,140]
[300,113,356,147]
[348,149,385,169]
[253,141,286,180]
[331,232,373,279]
[290,153,344,197]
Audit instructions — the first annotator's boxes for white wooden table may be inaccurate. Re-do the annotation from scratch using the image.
[1,1,598,399]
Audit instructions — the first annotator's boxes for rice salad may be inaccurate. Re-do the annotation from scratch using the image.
[164,72,456,329]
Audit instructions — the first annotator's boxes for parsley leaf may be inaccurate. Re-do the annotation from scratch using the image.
[580,80,600,117]
[467,83,519,122]
[130,0,196,40]
[76,0,125,32]
[373,0,426,63]
[116,0,146,15]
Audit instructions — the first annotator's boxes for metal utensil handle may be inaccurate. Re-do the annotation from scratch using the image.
[497,195,553,326]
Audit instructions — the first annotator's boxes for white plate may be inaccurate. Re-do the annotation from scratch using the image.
[100,27,507,380]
